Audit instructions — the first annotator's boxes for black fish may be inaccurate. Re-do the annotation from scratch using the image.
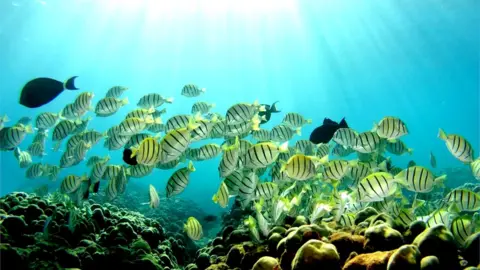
[123,148,138,166]
[259,101,280,124]
[203,215,217,222]
[19,76,79,108]
[309,117,348,144]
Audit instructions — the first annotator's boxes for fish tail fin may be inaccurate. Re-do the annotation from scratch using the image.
[271,101,280,113]
[306,119,312,124]
[201,88,206,93]
[251,115,261,131]
[372,122,378,132]
[438,128,447,141]
[144,115,154,124]
[434,174,447,188]
[165,97,174,103]
[407,148,414,155]
[278,141,289,152]
[188,160,196,172]
[147,107,156,114]
[24,125,34,134]
[194,112,204,122]
[295,128,302,136]
[122,97,129,105]
[210,103,216,108]
[212,194,218,203]
[130,147,138,158]
[64,76,79,90]
[1,115,9,122]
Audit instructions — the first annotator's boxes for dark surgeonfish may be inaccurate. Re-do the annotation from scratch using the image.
[203,215,217,222]
[19,76,79,108]
[259,101,281,124]
[123,148,138,166]
[309,117,348,144]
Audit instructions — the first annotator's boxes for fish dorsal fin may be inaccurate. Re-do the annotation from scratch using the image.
[323,118,337,126]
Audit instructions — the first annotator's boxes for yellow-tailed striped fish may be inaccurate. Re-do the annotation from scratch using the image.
[165,114,193,132]
[332,144,355,157]
[137,93,173,108]
[219,138,241,178]
[147,123,165,133]
[226,102,265,124]
[26,163,47,179]
[184,217,203,240]
[131,137,162,166]
[270,124,300,142]
[223,170,243,196]
[339,213,356,227]
[82,130,104,145]
[270,162,290,183]
[119,116,161,136]
[125,107,155,120]
[104,132,132,150]
[192,101,215,114]
[427,208,451,228]
[156,158,181,170]
[181,84,206,97]
[395,209,416,227]
[191,119,216,142]
[95,97,129,116]
[316,143,330,158]
[323,160,352,182]
[46,165,61,181]
[149,184,160,208]
[244,142,289,169]
[61,103,86,119]
[74,140,92,161]
[125,133,152,149]
[238,170,258,203]
[66,133,84,149]
[394,166,446,193]
[471,158,480,180]
[27,142,46,157]
[209,120,226,138]
[352,131,384,154]
[450,215,479,247]
[186,148,200,161]
[60,174,88,194]
[445,189,480,212]
[105,177,120,201]
[254,182,279,199]
[373,116,409,141]
[252,129,271,142]
[280,154,324,181]
[127,164,154,178]
[73,92,94,112]
[14,147,32,168]
[52,120,78,142]
[332,128,358,148]
[160,127,194,163]
[238,139,253,155]
[102,165,122,180]
[35,112,59,129]
[114,167,128,195]
[72,116,91,134]
[32,129,48,144]
[353,172,398,202]
[196,144,221,160]
[106,86,129,98]
[0,124,33,149]
[244,215,260,243]
[59,148,76,168]
[166,161,195,198]
[386,140,413,156]
[90,156,110,181]
[430,151,437,168]
[224,120,259,137]
[295,139,315,155]
[212,181,229,208]
[282,112,312,128]
[438,128,474,163]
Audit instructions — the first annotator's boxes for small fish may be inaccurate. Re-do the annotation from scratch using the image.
[20,76,79,108]
[15,116,32,126]
[166,161,196,198]
[60,174,89,194]
[438,128,474,163]
[95,97,129,116]
[0,124,34,150]
[427,208,451,228]
[310,117,349,144]
[280,154,324,181]
[258,101,280,124]
[223,170,244,196]
[27,142,46,157]
[52,120,78,142]
[149,184,160,208]
[352,172,399,203]
[270,124,301,142]
[244,215,261,243]
[254,182,278,199]
[394,166,446,193]
[127,164,154,178]
[252,129,271,142]
[165,114,193,132]
[237,170,258,206]
[386,140,413,156]
[106,86,129,98]
[430,151,437,168]
[471,158,480,180]
[181,84,206,97]
[26,163,47,179]
[35,112,59,129]
[196,144,222,160]
[244,142,289,169]
[73,91,95,112]
[373,116,409,141]
[332,144,355,157]
[282,112,312,128]
[184,217,203,240]
[137,93,174,108]
[130,137,162,166]
[125,108,156,120]
[191,101,215,114]
[352,131,383,154]
[316,143,330,158]
[450,215,479,247]
[118,116,161,136]
[212,181,229,208]
[444,189,480,212]
[226,102,265,125]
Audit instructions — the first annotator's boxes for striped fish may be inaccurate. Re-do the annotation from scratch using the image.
[238,170,258,203]
[238,139,253,155]
[332,128,358,148]
[395,209,416,227]
[282,112,312,128]
[323,160,352,182]
[295,139,315,155]
[81,130,104,145]
[386,140,413,156]
[125,108,155,120]
[224,121,257,137]
[32,129,48,144]
[270,161,290,183]
[60,174,88,194]
[181,84,206,97]
[254,182,278,199]
[106,86,129,98]
[219,138,241,177]
[166,161,196,198]
[156,158,181,170]
[114,167,128,195]
[191,119,215,141]
[280,154,322,181]
[438,128,474,163]
[184,217,203,240]
[27,142,46,157]
[119,116,161,136]
[0,125,33,149]
[226,102,263,124]
[394,166,446,193]
[192,101,215,114]
[72,117,91,134]
[332,144,355,157]
[223,170,243,196]
[52,120,78,141]
[165,114,192,132]
[137,93,173,108]
[209,121,226,138]
[152,108,167,118]
[105,177,121,201]
[127,164,154,178]
[104,133,132,150]
[374,117,409,141]
[147,123,166,133]
[95,97,129,116]
[352,131,384,154]
[14,148,32,168]
[252,129,271,142]
[160,127,192,163]
[186,148,200,161]
[149,184,160,208]
[132,137,162,166]
[26,163,47,179]
[451,215,478,247]
[46,165,61,181]
[212,181,229,208]
[471,158,480,180]
[244,142,288,169]
[90,156,110,181]
[102,165,122,180]
[74,140,91,161]
[196,144,221,160]
[430,151,437,168]
[59,149,76,168]
[353,172,398,202]
[61,103,86,119]
[316,143,330,158]
[125,133,152,149]
[66,133,84,149]
[427,208,451,228]
[73,92,95,112]
[270,124,300,142]
[339,213,356,227]
[444,189,480,212]
[35,112,59,129]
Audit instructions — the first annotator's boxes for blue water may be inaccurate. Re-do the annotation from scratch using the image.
[0,0,478,214]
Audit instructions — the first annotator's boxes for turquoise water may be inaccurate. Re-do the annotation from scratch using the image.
[0,0,478,215]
